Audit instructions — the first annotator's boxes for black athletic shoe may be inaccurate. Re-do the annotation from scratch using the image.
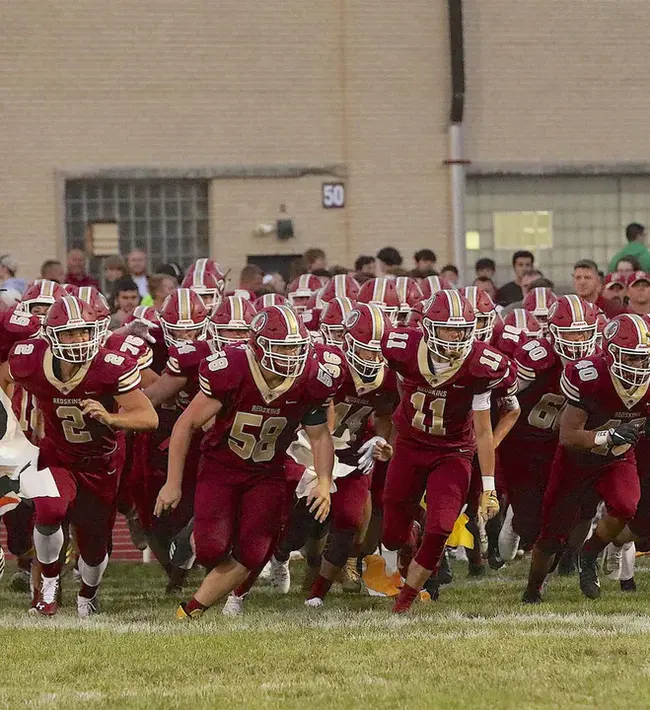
[423,576,440,601]
[556,548,577,577]
[437,551,453,585]
[578,550,601,599]
[620,577,637,592]
[467,560,487,578]
[488,551,506,570]
[521,587,543,604]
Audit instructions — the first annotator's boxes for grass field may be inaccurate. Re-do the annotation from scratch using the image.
[3,556,650,710]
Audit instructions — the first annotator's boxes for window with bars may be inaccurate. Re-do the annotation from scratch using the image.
[65,180,210,270]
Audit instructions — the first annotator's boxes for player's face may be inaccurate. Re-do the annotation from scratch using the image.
[326,327,344,344]
[273,344,301,357]
[59,328,91,344]
[563,330,589,343]
[356,344,382,363]
[30,304,50,317]
[219,328,247,343]
[170,327,201,342]
[198,291,216,309]
[620,352,650,370]
[437,326,465,342]
[291,296,310,313]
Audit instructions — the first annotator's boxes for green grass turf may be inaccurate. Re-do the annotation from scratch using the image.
[2,556,650,709]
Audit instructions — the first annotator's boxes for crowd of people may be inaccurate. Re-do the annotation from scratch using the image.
[1,221,650,619]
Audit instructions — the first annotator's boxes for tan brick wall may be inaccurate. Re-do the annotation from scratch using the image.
[0,0,451,281]
[464,0,650,164]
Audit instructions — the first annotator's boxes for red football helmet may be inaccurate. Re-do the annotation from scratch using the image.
[604,313,650,387]
[395,277,422,323]
[76,286,111,340]
[522,288,558,333]
[502,308,543,339]
[250,305,310,378]
[419,275,453,300]
[159,288,209,348]
[357,278,400,324]
[19,280,66,322]
[44,295,101,363]
[595,310,608,349]
[254,293,288,310]
[343,303,389,378]
[318,274,360,306]
[320,297,356,346]
[128,305,161,330]
[547,295,598,360]
[460,286,496,342]
[209,296,257,349]
[287,274,322,314]
[182,259,227,308]
[62,284,79,296]
[421,290,476,361]
[405,300,427,329]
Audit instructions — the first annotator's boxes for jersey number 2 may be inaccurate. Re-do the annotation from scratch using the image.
[56,406,92,444]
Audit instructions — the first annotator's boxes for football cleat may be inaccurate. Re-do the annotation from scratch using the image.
[423,576,440,601]
[259,559,272,581]
[556,548,577,576]
[602,543,623,581]
[521,587,543,604]
[467,560,487,578]
[10,569,31,593]
[620,577,637,592]
[269,557,291,595]
[222,594,245,616]
[176,602,204,620]
[498,506,520,562]
[304,597,324,608]
[0,545,4,581]
[77,594,100,618]
[398,521,421,580]
[339,557,362,593]
[578,550,601,599]
[436,550,453,585]
[30,575,60,616]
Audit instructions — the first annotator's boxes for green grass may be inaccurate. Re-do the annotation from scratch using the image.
[3,557,650,709]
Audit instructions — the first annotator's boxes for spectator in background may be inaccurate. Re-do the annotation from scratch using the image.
[626,271,650,316]
[311,268,331,284]
[304,248,327,273]
[262,272,287,294]
[330,265,350,276]
[127,249,150,299]
[573,259,626,319]
[354,255,376,282]
[475,257,496,280]
[608,222,650,274]
[377,247,403,278]
[146,273,178,310]
[235,264,264,300]
[474,276,497,301]
[413,249,437,274]
[440,264,459,286]
[500,274,555,316]
[520,269,546,297]
[496,250,534,306]
[156,262,184,283]
[40,259,65,284]
[0,254,26,294]
[614,256,641,280]
[109,277,141,329]
[601,273,627,308]
[65,249,100,290]
[103,256,127,288]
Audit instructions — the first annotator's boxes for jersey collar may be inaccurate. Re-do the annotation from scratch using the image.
[350,363,385,396]
[609,369,650,410]
[43,347,92,395]
[245,347,296,403]
[416,337,463,388]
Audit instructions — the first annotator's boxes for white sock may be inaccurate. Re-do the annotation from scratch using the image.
[34,527,64,565]
[620,542,636,581]
[79,553,109,589]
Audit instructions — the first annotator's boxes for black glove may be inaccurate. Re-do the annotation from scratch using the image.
[609,422,641,447]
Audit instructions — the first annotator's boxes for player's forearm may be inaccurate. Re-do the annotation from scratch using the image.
[374,412,394,443]
[311,432,335,488]
[144,374,184,407]
[492,406,520,449]
[476,429,496,486]
[559,428,600,450]
[166,416,195,487]
[111,404,158,432]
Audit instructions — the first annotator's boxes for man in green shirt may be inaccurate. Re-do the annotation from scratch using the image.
[608,222,650,273]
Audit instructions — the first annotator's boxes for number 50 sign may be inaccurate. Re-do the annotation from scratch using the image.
[322,182,345,209]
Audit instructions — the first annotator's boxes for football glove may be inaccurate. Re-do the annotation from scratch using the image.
[608,422,641,447]
[479,490,500,521]
[357,436,387,473]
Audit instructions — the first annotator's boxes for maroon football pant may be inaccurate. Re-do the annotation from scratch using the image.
[537,445,640,555]
[499,436,557,548]
[193,460,287,571]
[383,438,472,572]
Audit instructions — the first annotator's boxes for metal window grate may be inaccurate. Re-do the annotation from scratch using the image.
[65,180,210,270]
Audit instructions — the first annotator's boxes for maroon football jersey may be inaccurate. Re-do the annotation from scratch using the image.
[489,322,530,359]
[104,332,153,372]
[512,338,565,442]
[9,338,141,464]
[166,339,219,409]
[560,353,650,467]
[382,328,515,452]
[0,307,41,363]
[332,363,399,466]
[301,307,322,333]
[199,343,344,475]
[226,289,257,302]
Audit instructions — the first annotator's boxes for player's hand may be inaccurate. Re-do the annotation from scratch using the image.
[479,490,500,521]
[307,479,331,523]
[154,482,182,517]
[81,399,114,427]
[358,436,390,473]
[126,319,156,344]
[608,422,641,447]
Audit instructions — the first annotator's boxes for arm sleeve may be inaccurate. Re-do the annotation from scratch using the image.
[301,405,329,427]
[472,391,492,411]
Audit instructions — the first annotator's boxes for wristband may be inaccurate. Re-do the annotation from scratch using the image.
[594,430,610,447]
[482,476,496,491]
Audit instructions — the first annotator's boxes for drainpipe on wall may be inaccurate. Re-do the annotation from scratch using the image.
[445,0,470,284]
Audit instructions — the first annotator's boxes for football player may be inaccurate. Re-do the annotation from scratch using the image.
[154,305,343,619]
[286,274,323,315]
[380,289,516,613]
[523,313,650,602]
[182,258,227,309]
[395,277,422,325]
[357,278,400,325]
[305,303,399,607]
[0,295,158,616]
[522,287,558,336]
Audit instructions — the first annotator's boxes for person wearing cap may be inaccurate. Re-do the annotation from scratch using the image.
[608,222,650,274]
[626,271,650,316]
[0,255,27,295]
[601,272,627,308]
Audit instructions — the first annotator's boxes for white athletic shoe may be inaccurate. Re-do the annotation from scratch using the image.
[498,505,520,562]
[603,543,623,581]
[305,597,324,608]
[0,545,5,582]
[222,594,245,616]
[620,542,636,582]
[270,557,290,595]
[259,560,272,582]
[77,594,99,618]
